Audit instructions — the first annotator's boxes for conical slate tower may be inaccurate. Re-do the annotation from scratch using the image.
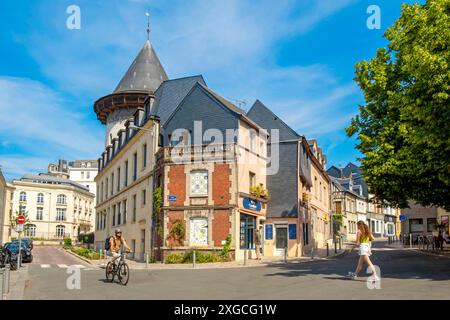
[94,38,168,146]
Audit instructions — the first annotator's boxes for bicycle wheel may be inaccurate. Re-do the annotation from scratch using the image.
[117,262,130,286]
[105,262,115,282]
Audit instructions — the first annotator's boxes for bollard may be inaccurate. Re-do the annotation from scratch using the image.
[326,243,329,257]
[284,247,288,263]
[146,252,149,269]
[0,268,4,300]
[409,234,412,249]
[311,247,314,260]
[193,250,196,269]
[339,238,342,251]
[334,241,337,254]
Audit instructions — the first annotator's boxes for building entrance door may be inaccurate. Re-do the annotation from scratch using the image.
[275,226,287,256]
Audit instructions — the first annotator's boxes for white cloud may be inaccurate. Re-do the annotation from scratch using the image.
[0,77,104,179]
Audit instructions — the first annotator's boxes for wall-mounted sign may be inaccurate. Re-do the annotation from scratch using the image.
[265,224,273,240]
[399,215,407,222]
[190,218,208,246]
[289,224,297,240]
[243,198,261,212]
[168,195,177,201]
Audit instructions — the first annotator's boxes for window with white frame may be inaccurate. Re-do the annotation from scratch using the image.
[25,224,36,237]
[20,192,27,202]
[56,225,65,238]
[56,194,66,204]
[190,170,208,196]
[36,207,43,220]
[56,208,66,221]
[37,193,44,203]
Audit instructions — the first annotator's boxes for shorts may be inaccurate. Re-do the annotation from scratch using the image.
[358,243,372,256]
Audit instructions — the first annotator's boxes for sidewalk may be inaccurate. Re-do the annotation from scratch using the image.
[89,247,346,270]
[385,241,450,258]
[5,264,28,300]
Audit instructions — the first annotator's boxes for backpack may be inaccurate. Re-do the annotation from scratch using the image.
[105,236,115,251]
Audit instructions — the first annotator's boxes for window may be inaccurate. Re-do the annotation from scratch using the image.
[250,130,257,152]
[57,194,66,204]
[132,194,137,222]
[19,205,26,214]
[110,173,114,196]
[20,192,27,202]
[117,203,121,225]
[123,200,127,224]
[133,153,138,181]
[249,172,256,190]
[56,208,66,221]
[117,167,121,192]
[81,172,85,179]
[105,178,109,199]
[86,171,90,179]
[37,193,44,203]
[25,224,36,237]
[36,207,43,220]
[142,189,146,206]
[124,161,129,187]
[190,170,208,196]
[112,205,116,227]
[56,225,65,238]
[142,144,147,169]
[190,218,208,246]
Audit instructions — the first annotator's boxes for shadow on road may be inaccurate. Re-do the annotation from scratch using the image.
[261,246,450,282]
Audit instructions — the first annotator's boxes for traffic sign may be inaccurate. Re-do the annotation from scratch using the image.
[17,215,26,224]
[399,215,407,222]
[15,224,24,232]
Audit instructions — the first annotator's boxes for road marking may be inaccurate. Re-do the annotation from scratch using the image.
[57,264,68,268]
[73,264,87,269]
[41,264,51,268]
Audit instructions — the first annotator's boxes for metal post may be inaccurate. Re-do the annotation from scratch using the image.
[3,265,9,295]
[284,246,287,263]
[326,243,329,257]
[339,237,342,251]
[311,246,314,260]
[334,241,337,254]
[146,252,149,269]
[0,268,4,300]
[18,231,22,268]
[193,250,196,269]
[409,233,412,249]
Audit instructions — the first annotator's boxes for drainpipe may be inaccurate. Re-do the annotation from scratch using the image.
[149,117,160,263]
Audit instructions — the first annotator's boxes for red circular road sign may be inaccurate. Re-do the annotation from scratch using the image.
[17,215,26,224]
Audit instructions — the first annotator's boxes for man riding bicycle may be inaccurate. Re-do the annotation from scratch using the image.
[109,229,132,260]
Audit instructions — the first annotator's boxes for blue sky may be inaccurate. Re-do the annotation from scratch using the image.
[0,0,420,180]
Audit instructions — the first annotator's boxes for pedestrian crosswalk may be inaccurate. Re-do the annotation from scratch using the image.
[38,264,96,271]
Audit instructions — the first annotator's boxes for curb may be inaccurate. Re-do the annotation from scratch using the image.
[62,248,101,268]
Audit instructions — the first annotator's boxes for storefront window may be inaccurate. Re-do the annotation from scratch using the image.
[427,218,437,232]
[410,218,424,233]
[240,214,256,249]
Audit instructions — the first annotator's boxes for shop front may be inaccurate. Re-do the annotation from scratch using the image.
[384,215,396,237]
[235,195,266,261]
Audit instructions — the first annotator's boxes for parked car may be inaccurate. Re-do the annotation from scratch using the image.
[10,238,33,250]
[0,246,18,270]
[4,242,33,263]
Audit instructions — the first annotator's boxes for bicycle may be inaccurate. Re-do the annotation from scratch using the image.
[105,251,130,285]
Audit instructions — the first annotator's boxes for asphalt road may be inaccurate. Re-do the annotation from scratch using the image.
[24,243,450,300]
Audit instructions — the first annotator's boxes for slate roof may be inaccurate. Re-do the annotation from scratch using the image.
[114,40,168,94]
[246,100,302,141]
[18,174,91,192]
[151,75,206,126]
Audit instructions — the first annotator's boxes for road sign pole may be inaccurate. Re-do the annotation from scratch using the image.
[18,231,22,268]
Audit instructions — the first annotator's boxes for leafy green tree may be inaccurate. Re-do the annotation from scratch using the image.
[347,0,450,210]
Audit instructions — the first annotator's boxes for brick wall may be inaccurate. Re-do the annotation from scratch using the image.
[213,209,231,246]
[213,163,231,205]
[167,211,185,247]
[167,165,186,206]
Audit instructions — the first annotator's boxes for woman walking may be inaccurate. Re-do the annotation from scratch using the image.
[347,221,379,281]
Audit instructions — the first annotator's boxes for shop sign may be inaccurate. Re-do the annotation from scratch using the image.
[243,198,261,212]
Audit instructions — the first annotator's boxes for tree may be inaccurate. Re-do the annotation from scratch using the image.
[346,0,450,210]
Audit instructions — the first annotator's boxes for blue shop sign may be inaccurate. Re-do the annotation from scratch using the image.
[168,195,177,201]
[243,198,262,212]
[399,215,406,221]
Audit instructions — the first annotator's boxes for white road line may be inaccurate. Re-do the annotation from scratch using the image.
[40,264,51,268]
[57,264,68,268]
[72,264,87,269]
